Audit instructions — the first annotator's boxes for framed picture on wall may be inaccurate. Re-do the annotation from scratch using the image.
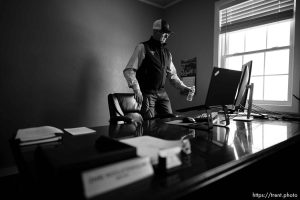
[180,57,196,92]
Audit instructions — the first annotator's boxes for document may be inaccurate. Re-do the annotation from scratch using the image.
[165,119,192,126]
[16,126,63,142]
[120,136,182,165]
[64,127,96,135]
[16,126,63,146]
[19,136,62,146]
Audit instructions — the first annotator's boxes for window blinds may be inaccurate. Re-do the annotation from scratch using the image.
[220,0,295,33]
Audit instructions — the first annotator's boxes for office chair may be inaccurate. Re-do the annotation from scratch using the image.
[108,93,143,124]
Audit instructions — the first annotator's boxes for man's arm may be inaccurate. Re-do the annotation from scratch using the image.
[123,44,145,103]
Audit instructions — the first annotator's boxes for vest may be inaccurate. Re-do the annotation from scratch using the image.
[136,37,171,93]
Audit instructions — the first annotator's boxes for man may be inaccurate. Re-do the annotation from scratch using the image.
[123,19,194,119]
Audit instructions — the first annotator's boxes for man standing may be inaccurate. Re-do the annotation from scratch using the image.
[123,19,194,119]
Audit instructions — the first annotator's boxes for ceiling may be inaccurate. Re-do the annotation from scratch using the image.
[138,0,184,9]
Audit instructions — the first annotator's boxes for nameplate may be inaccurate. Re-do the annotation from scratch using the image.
[81,157,153,199]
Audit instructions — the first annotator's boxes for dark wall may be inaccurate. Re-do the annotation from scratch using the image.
[0,0,162,175]
[164,0,215,110]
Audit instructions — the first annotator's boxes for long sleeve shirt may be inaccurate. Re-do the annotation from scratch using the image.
[123,42,187,92]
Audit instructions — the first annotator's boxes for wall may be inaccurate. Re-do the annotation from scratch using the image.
[163,0,216,111]
[0,0,162,175]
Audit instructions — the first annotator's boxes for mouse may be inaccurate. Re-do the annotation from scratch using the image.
[182,117,196,123]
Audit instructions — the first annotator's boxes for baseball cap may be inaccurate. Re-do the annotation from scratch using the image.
[153,19,173,34]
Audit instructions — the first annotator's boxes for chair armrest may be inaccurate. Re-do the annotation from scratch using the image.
[110,116,133,124]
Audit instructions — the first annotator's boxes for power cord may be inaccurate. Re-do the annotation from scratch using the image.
[251,104,300,121]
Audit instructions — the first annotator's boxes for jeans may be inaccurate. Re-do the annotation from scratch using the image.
[141,89,173,120]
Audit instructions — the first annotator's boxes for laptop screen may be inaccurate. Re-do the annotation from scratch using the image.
[205,67,242,106]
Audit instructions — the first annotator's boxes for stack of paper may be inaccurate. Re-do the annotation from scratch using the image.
[64,127,96,135]
[120,136,183,165]
[15,126,63,146]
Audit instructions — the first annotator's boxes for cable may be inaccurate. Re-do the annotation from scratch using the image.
[251,104,300,121]
[238,104,284,120]
[238,104,264,117]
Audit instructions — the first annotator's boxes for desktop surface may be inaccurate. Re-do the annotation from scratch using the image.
[11,117,300,200]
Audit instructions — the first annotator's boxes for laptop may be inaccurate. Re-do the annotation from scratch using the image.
[205,67,242,106]
[178,67,242,112]
[177,67,242,127]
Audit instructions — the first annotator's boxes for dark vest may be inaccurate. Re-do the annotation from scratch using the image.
[136,37,171,93]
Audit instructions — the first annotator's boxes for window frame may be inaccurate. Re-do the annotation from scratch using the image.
[213,0,296,110]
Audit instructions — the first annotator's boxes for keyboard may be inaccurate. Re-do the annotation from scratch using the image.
[194,112,218,122]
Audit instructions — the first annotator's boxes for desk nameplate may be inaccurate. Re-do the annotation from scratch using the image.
[81,157,153,199]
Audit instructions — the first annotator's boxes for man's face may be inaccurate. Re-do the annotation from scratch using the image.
[159,32,170,43]
[153,30,170,43]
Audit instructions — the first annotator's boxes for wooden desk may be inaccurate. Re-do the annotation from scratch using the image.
[11,118,300,200]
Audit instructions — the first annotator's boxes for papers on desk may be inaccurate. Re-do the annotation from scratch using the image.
[120,136,182,165]
[16,126,63,146]
[165,119,192,126]
[64,127,96,135]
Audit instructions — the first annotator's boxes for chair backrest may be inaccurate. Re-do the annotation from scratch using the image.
[108,93,141,118]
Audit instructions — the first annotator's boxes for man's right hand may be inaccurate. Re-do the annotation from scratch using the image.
[134,89,143,104]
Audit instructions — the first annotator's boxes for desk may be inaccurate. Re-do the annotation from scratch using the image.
[11,117,300,200]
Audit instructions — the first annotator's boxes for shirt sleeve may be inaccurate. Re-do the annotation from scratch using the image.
[167,54,188,90]
[123,44,145,91]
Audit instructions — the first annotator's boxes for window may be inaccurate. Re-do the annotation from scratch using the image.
[215,0,295,106]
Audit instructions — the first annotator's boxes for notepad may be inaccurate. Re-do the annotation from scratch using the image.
[16,126,63,141]
[121,136,183,165]
[64,127,96,135]
[16,126,63,146]
[19,136,62,146]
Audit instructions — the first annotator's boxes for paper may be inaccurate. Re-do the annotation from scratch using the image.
[64,127,96,135]
[159,147,182,169]
[165,119,193,126]
[16,126,63,142]
[180,57,197,77]
[19,136,62,146]
[120,136,182,165]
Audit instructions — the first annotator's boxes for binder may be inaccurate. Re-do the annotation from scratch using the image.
[37,135,137,173]
[35,135,137,199]
[15,126,63,146]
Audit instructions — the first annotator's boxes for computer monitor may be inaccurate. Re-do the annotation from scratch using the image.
[233,61,254,121]
[234,61,252,111]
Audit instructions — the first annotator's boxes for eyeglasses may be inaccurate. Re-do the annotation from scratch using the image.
[160,32,170,38]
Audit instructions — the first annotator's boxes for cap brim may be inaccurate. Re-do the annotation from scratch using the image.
[162,29,174,34]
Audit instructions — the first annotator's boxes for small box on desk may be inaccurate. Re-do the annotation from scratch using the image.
[35,135,137,199]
